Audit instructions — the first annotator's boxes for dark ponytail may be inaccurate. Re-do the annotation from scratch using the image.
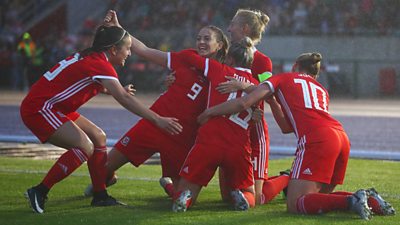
[228,36,254,68]
[80,25,129,57]
[296,52,322,77]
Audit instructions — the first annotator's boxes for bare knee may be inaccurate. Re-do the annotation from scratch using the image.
[91,129,107,147]
[78,138,94,157]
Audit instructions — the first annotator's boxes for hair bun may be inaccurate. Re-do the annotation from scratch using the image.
[296,52,322,64]
[311,52,322,63]
[240,36,254,48]
[259,13,270,26]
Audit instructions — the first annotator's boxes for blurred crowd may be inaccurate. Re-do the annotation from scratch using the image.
[0,0,399,90]
[113,0,400,36]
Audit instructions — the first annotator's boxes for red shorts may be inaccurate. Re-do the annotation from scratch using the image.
[20,106,80,143]
[114,119,191,179]
[250,118,269,180]
[290,127,350,185]
[180,142,254,189]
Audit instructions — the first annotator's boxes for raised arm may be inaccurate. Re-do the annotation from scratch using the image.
[104,10,168,67]
[130,35,168,66]
[101,79,182,135]
[198,83,273,124]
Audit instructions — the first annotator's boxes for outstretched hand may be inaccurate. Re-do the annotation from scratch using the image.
[216,76,248,94]
[103,10,122,28]
[164,71,176,89]
[156,117,183,135]
[124,84,136,96]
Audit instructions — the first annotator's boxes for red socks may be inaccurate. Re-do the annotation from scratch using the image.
[296,193,348,214]
[261,175,290,204]
[164,183,175,198]
[87,146,108,192]
[42,148,88,189]
[331,191,384,215]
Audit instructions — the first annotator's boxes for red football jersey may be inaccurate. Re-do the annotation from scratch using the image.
[22,52,118,115]
[264,72,343,138]
[249,49,272,180]
[145,49,208,144]
[172,49,256,148]
[251,49,272,81]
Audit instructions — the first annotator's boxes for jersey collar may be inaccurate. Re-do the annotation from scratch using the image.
[251,46,257,53]
[234,67,252,74]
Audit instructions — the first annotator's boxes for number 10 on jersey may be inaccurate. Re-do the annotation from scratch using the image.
[294,78,329,113]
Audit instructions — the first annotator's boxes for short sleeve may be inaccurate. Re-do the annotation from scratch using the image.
[168,49,198,71]
[91,55,119,82]
[252,51,273,82]
[263,73,283,94]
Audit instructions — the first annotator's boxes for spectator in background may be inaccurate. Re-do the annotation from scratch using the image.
[17,32,36,89]
[30,40,46,84]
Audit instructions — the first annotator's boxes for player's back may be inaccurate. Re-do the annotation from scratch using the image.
[198,63,255,148]
[265,72,343,137]
[22,52,115,114]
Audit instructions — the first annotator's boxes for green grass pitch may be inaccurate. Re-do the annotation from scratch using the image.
[0,157,398,225]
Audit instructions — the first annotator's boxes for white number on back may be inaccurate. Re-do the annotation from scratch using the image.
[228,91,252,129]
[294,78,328,113]
[187,83,203,100]
[44,54,79,81]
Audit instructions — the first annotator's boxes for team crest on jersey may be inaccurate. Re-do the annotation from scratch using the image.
[120,136,130,146]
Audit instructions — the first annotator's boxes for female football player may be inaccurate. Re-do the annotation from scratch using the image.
[219,8,289,206]
[84,10,229,205]
[197,52,395,219]
[21,25,182,213]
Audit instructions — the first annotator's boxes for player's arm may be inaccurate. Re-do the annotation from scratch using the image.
[254,53,273,82]
[198,83,272,124]
[104,10,168,67]
[266,96,293,133]
[101,79,182,134]
[100,84,135,96]
[130,35,168,67]
[216,76,256,94]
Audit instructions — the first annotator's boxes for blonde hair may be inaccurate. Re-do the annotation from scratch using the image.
[234,9,270,44]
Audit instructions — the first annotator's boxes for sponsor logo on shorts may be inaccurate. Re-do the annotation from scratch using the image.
[120,136,130,146]
[302,168,312,175]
